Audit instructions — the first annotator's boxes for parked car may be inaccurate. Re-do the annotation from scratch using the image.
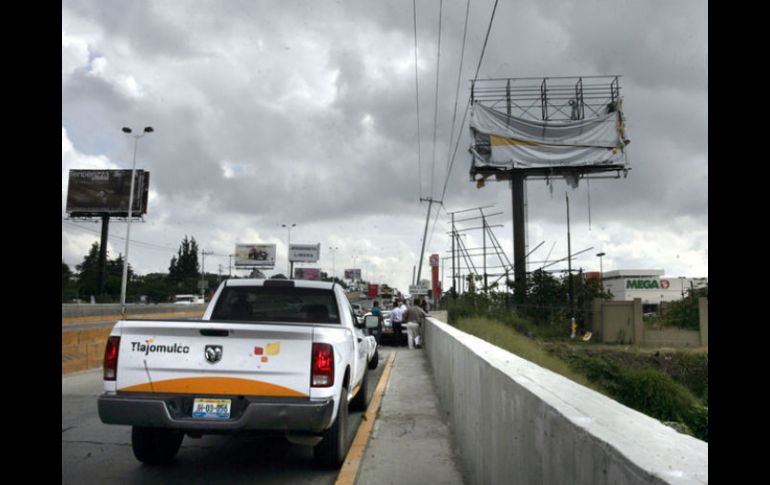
[99,279,375,469]
[362,310,406,346]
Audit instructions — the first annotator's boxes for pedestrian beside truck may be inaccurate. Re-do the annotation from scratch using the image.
[405,299,428,349]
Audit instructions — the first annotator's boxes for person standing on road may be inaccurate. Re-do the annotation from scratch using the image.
[390,299,405,343]
[405,299,428,349]
[369,300,383,343]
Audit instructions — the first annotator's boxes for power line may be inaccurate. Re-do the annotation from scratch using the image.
[62,221,177,252]
[412,0,423,199]
[444,0,471,197]
[473,0,500,83]
[430,0,444,198]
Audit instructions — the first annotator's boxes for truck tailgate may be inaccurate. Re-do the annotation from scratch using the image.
[114,320,313,398]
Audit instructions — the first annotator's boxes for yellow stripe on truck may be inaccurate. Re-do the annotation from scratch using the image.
[118,377,308,397]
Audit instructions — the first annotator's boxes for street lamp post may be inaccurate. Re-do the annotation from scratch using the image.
[329,246,339,281]
[282,223,296,277]
[596,252,606,291]
[120,126,153,317]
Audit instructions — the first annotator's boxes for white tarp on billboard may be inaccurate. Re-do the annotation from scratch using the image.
[235,244,276,268]
[470,102,630,169]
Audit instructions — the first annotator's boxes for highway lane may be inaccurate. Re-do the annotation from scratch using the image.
[62,348,391,485]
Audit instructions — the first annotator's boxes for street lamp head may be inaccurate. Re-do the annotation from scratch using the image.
[596,252,606,257]
[144,126,154,133]
[122,127,132,134]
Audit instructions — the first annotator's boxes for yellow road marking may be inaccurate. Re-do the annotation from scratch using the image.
[335,351,397,485]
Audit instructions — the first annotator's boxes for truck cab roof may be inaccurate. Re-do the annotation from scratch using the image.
[224,278,337,291]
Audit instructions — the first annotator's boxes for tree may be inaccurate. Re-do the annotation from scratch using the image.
[524,269,567,324]
[62,261,75,302]
[75,243,101,297]
[73,243,133,301]
[169,236,200,293]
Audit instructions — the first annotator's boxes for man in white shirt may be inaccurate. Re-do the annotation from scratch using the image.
[390,299,405,344]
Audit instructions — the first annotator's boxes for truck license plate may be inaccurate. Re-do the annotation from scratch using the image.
[192,398,231,419]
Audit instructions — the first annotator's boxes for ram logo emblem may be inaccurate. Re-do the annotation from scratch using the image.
[205,345,223,364]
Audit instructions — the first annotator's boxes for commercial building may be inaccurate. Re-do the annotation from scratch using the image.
[600,269,708,314]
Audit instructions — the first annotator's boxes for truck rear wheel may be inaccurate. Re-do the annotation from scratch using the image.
[350,368,370,411]
[314,385,349,468]
[131,426,184,465]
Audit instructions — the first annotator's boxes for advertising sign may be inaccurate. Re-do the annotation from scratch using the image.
[66,169,150,217]
[289,243,321,263]
[234,244,276,268]
[626,279,664,290]
[294,268,321,280]
[409,281,430,296]
[429,254,439,267]
[344,269,362,281]
[368,284,379,298]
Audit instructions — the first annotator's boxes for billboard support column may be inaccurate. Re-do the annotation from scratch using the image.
[98,215,109,296]
[511,171,527,299]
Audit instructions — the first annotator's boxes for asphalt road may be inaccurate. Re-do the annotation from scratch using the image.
[62,348,392,485]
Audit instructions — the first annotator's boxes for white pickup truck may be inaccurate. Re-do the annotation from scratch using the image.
[98,279,378,468]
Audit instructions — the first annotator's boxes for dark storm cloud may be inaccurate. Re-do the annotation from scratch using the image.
[62,0,707,283]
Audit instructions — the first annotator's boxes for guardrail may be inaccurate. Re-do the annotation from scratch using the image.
[424,317,707,485]
[62,304,206,374]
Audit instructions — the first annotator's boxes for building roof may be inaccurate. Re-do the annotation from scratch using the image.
[602,269,665,279]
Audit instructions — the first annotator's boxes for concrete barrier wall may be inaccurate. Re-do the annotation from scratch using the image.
[592,298,708,348]
[62,303,207,320]
[62,305,206,374]
[424,317,708,485]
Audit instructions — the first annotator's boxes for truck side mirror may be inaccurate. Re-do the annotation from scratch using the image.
[364,315,380,329]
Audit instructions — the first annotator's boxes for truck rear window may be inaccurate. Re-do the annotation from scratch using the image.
[210,286,340,324]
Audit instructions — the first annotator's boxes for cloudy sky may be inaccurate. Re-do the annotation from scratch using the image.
[62,0,707,294]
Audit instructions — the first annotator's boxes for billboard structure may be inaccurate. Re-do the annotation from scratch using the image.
[289,243,321,263]
[64,169,151,297]
[294,268,321,281]
[344,269,362,281]
[66,169,150,218]
[234,244,276,269]
[465,75,630,299]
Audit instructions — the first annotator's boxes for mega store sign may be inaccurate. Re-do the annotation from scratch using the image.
[626,279,671,290]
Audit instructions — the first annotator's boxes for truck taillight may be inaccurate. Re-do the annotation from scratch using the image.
[311,343,334,387]
[103,336,120,381]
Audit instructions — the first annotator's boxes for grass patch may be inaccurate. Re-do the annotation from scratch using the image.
[454,317,600,393]
[453,316,708,442]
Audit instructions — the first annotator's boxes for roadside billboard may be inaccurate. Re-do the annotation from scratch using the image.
[234,244,276,268]
[289,243,321,263]
[409,280,430,296]
[368,284,379,298]
[66,169,150,217]
[344,269,362,281]
[294,268,321,280]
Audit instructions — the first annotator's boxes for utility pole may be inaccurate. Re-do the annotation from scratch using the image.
[451,213,456,296]
[98,214,109,296]
[201,249,213,298]
[482,210,487,293]
[417,197,441,288]
[566,193,574,319]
